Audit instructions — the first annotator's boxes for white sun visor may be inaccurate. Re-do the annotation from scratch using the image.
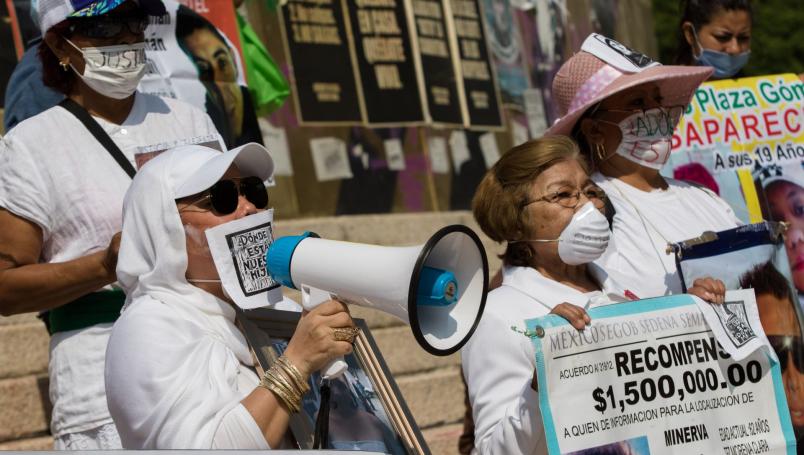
[581,33,661,73]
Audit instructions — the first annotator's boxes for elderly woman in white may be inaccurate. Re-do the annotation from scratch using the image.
[463,136,725,454]
[105,143,357,449]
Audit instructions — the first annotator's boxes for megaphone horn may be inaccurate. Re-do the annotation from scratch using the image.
[266,225,489,360]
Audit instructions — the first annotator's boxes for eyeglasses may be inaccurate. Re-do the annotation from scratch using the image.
[68,14,149,39]
[179,177,268,215]
[767,335,804,372]
[524,186,607,209]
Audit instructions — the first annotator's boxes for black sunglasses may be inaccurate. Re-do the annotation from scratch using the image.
[767,335,804,372]
[68,13,149,39]
[182,177,269,215]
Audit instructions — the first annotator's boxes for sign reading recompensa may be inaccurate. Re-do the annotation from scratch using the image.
[527,295,796,455]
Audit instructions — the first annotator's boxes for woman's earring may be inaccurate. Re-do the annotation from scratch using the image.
[59,60,69,71]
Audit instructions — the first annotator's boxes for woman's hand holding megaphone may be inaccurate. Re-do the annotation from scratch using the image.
[284,300,357,378]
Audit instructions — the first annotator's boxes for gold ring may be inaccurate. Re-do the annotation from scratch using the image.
[333,327,360,343]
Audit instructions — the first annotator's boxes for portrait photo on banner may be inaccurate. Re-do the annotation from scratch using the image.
[669,221,804,442]
[665,73,804,311]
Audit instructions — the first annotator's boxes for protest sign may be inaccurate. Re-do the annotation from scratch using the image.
[277,0,503,128]
[277,0,362,124]
[667,74,804,332]
[667,74,804,224]
[669,222,804,440]
[527,294,796,455]
[205,209,284,310]
[448,0,503,128]
[410,0,464,125]
[139,0,263,148]
[480,0,529,108]
[344,0,425,125]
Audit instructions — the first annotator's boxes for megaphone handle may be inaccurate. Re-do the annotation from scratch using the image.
[321,358,348,380]
[300,285,349,380]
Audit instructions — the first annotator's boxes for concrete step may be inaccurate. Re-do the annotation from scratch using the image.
[0,435,53,450]
[0,313,41,326]
[0,375,50,442]
[397,367,465,429]
[274,211,477,245]
[372,326,460,376]
[0,322,49,379]
[423,423,463,455]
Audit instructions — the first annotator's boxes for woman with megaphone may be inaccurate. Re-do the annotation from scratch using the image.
[463,135,726,454]
[104,143,358,449]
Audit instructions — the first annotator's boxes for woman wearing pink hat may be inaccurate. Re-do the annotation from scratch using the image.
[546,33,741,299]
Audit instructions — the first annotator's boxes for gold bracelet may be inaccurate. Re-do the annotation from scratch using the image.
[276,356,309,394]
[260,371,300,413]
[265,368,300,404]
[267,381,299,413]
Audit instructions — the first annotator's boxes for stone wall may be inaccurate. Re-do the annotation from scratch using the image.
[0,211,503,453]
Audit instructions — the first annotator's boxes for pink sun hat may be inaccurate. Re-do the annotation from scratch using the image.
[546,33,713,137]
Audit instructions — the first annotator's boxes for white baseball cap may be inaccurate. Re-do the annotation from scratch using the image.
[167,143,275,199]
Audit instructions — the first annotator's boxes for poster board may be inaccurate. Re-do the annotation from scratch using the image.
[528,295,796,455]
[667,74,804,223]
[277,0,502,129]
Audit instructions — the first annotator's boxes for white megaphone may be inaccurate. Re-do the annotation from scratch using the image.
[266,225,488,379]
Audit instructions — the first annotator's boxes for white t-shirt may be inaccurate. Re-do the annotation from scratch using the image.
[462,265,619,455]
[592,173,741,299]
[0,92,222,437]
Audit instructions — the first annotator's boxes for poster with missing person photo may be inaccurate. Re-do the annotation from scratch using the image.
[138,0,263,148]
[669,221,804,444]
[664,75,804,316]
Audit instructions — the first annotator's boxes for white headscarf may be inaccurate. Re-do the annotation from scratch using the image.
[106,147,260,448]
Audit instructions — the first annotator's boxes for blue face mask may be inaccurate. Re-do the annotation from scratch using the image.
[691,26,750,79]
[696,48,750,79]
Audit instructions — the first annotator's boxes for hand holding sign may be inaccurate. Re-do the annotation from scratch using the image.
[688,277,727,305]
[550,303,591,330]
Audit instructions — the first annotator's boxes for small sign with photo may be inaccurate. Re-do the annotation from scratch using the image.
[238,308,431,454]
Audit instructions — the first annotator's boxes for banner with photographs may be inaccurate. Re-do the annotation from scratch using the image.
[669,222,804,443]
[666,73,804,224]
[527,295,796,455]
[666,73,804,325]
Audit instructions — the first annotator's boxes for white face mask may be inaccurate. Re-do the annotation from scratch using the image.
[528,202,611,265]
[66,38,147,99]
[610,107,681,170]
